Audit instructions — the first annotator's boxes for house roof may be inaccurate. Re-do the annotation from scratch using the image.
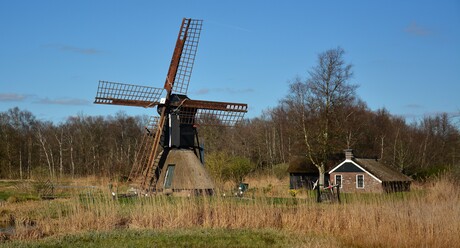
[287,158,317,173]
[287,153,345,174]
[329,149,412,182]
[353,158,412,182]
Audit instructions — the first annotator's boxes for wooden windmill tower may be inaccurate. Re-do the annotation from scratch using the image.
[94,18,248,195]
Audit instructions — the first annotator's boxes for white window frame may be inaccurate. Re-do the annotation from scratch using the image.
[335,174,342,188]
[164,164,175,189]
[356,174,364,189]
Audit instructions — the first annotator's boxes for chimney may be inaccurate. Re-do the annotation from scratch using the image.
[344,149,354,160]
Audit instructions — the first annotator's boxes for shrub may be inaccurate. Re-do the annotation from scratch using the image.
[222,156,255,185]
[206,152,256,185]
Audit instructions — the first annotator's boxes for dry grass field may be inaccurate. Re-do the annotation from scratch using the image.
[1,175,459,247]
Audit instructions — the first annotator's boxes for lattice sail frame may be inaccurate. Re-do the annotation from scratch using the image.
[95,81,164,107]
[175,100,248,126]
[172,19,202,95]
[195,108,247,126]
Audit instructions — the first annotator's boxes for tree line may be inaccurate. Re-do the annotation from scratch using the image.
[1,48,459,181]
[0,108,145,179]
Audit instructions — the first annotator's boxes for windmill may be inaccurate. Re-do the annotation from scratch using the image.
[94,18,248,195]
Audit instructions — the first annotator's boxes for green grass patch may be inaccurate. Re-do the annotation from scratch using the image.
[0,190,39,202]
[4,228,339,248]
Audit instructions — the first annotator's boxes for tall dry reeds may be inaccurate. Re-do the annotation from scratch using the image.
[4,176,460,247]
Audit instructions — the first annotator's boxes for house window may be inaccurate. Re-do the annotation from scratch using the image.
[356,174,364,188]
[335,175,342,188]
[164,164,175,189]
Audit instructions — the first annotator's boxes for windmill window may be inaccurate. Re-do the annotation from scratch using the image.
[164,164,175,189]
[335,175,342,188]
[356,174,364,189]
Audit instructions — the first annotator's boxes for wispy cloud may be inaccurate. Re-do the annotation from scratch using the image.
[405,22,432,37]
[399,110,460,122]
[35,97,90,106]
[194,88,254,95]
[0,93,27,102]
[43,44,102,55]
[404,103,424,109]
[0,93,91,106]
[195,88,210,95]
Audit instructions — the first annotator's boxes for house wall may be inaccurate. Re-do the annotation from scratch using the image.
[329,172,382,193]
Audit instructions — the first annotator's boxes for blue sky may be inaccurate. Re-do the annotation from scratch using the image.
[1,1,459,123]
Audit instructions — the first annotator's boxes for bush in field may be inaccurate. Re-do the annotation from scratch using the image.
[222,156,255,185]
[205,152,228,185]
[272,163,289,180]
[206,152,256,185]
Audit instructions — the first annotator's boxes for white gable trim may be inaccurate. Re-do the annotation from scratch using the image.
[329,160,349,173]
[329,159,382,183]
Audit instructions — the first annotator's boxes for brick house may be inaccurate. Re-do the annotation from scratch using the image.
[328,149,412,193]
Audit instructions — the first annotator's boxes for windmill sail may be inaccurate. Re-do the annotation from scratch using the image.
[164,18,203,95]
[172,99,248,126]
[94,81,164,107]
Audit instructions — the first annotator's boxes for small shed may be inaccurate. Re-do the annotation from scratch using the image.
[328,149,412,193]
[287,157,319,189]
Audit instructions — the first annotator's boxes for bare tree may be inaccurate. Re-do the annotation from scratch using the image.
[286,47,357,185]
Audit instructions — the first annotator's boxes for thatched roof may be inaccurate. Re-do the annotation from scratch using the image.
[287,153,344,173]
[354,158,412,182]
[156,149,214,191]
[287,158,317,173]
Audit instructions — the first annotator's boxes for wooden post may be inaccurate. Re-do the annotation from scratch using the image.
[336,185,341,203]
[316,184,321,203]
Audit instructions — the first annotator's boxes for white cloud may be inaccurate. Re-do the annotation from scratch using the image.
[0,93,26,102]
[35,97,90,106]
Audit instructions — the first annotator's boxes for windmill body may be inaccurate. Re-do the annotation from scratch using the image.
[94,18,247,195]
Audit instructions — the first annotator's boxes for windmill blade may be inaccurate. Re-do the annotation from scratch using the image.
[164,18,203,95]
[176,99,248,112]
[95,80,164,107]
[174,99,248,126]
[195,108,247,126]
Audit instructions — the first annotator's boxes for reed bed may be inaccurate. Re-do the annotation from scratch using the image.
[2,176,459,247]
